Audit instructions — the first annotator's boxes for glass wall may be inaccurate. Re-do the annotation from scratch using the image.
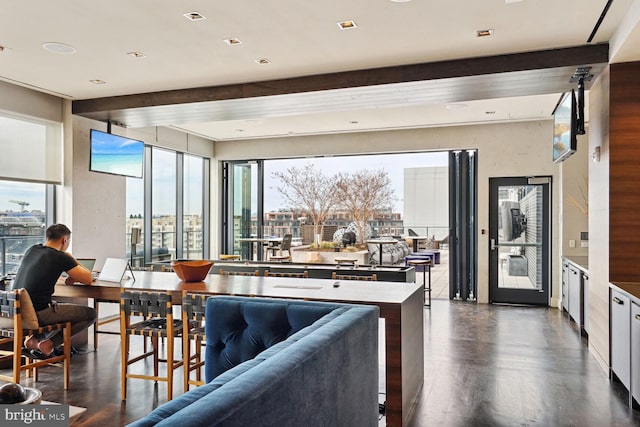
[151,148,177,261]
[183,155,204,259]
[126,176,144,265]
[126,146,209,266]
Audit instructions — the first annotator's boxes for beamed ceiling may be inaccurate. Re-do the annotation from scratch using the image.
[1,1,639,140]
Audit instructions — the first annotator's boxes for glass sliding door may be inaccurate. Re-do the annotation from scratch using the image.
[223,161,263,260]
[448,150,477,301]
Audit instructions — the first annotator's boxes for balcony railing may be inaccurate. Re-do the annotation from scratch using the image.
[0,235,45,276]
[126,230,204,265]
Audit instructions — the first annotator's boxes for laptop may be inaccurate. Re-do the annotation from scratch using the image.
[98,257,130,283]
[77,258,96,272]
[77,258,100,281]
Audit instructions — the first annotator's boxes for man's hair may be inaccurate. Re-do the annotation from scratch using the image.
[46,224,71,241]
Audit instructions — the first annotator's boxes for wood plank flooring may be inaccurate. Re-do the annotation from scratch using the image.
[2,300,639,426]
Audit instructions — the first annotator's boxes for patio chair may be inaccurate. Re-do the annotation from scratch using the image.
[268,234,293,262]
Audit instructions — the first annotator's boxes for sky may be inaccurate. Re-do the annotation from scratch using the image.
[0,150,448,216]
[0,181,46,212]
[264,152,448,213]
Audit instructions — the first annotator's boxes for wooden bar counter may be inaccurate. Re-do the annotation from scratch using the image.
[54,271,424,427]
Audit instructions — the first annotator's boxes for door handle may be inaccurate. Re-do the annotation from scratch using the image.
[612,297,624,305]
[490,239,496,251]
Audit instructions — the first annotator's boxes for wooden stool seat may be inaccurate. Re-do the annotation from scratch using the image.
[220,254,241,261]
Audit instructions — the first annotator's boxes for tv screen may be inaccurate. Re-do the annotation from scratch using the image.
[552,90,577,163]
[90,129,144,178]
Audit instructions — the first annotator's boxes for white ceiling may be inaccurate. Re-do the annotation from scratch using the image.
[1,0,639,141]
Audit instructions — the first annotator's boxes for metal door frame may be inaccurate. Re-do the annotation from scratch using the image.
[489,176,551,305]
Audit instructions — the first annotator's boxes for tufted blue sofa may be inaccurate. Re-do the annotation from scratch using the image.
[128,296,379,427]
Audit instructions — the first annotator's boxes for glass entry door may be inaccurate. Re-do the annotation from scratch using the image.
[489,177,550,305]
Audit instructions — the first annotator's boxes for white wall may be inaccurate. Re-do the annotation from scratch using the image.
[560,132,590,257]
[214,119,562,304]
[70,117,127,270]
[587,66,611,372]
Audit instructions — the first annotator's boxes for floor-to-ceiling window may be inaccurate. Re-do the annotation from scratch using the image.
[126,146,209,266]
[183,154,204,260]
[0,181,49,275]
[126,175,144,264]
[151,148,177,260]
[0,112,60,276]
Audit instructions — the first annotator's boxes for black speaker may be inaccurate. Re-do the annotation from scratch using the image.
[131,227,141,245]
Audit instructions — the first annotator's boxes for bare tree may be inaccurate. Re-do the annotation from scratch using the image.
[334,169,395,244]
[272,163,340,244]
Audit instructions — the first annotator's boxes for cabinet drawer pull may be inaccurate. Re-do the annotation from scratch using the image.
[613,297,624,305]
[636,314,640,321]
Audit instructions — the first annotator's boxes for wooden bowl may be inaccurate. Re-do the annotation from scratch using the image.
[172,260,213,282]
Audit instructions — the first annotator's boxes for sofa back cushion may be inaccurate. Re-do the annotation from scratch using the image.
[205,297,339,380]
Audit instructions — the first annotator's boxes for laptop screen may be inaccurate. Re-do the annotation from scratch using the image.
[77,258,96,272]
[98,258,129,283]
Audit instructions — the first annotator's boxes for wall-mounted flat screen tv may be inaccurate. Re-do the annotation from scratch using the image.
[552,90,577,163]
[90,129,144,178]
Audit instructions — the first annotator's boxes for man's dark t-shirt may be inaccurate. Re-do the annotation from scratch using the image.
[13,245,78,311]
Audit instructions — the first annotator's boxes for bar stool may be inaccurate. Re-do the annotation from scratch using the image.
[407,258,431,307]
[220,254,241,261]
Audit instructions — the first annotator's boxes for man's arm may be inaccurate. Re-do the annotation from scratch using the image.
[65,264,93,285]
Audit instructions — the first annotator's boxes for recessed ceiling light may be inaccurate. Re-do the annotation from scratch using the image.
[476,29,494,37]
[89,79,107,85]
[127,51,146,59]
[338,20,357,30]
[255,58,271,65]
[505,0,524,3]
[224,38,242,45]
[183,12,205,21]
[42,42,76,54]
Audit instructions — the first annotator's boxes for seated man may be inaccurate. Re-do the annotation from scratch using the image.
[13,224,96,358]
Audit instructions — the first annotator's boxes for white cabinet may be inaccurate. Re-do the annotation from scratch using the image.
[562,261,569,312]
[611,289,631,390]
[561,257,588,335]
[632,302,640,405]
[583,274,589,334]
[568,265,582,326]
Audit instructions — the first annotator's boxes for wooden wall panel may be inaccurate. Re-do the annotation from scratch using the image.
[609,62,640,282]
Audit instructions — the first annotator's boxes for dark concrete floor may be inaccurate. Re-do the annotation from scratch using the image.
[3,299,640,426]
[408,301,640,427]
